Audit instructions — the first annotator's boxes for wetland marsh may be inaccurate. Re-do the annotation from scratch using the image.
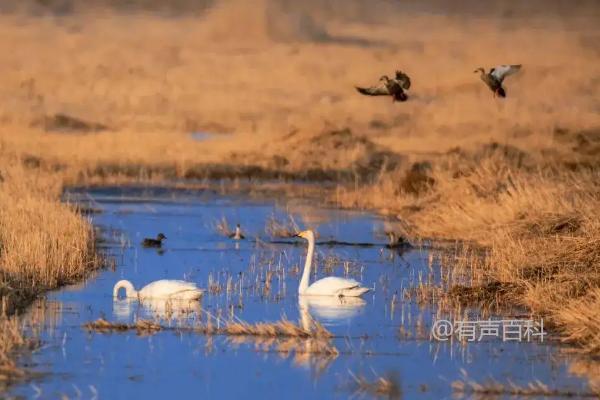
[7,188,594,399]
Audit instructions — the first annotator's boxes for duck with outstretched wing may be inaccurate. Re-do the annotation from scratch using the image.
[356,70,412,102]
[474,64,521,98]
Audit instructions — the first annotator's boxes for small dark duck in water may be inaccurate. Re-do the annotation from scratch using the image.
[385,231,412,249]
[356,70,411,102]
[142,233,167,248]
[229,224,245,240]
[474,64,521,98]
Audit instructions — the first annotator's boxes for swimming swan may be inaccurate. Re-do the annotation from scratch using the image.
[296,230,370,297]
[113,279,204,301]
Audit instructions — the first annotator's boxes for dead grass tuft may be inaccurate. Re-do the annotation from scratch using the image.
[83,318,161,335]
[449,281,520,308]
[348,370,402,399]
[399,162,435,196]
[452,369,599,398]
[265,213,300,238]
[554,288,600,353]
[214,216,233,237]
[0,317,30,389]
[227,334,339,357]
[83,316,333,339]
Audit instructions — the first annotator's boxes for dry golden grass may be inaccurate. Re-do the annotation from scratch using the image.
[348,370,402,399]
[0,162,100,311]
[555,288,600,354]
[225,317,332,338]
[569,357,600,394]
[0,317,27,389]
[452,368,599,398]
[0,161,99,388]
[265,213,300,238]
[0,0,598,184]
[340,151,600,353]
[213,216,233,237]
[84,316,333,340]
[83,318,162,335]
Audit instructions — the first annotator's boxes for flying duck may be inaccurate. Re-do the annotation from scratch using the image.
[356,70,411,102]
[142,233,167,248]
[474,64,521,98]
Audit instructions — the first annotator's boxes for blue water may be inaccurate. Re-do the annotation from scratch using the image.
[190,131,212,141]
[8,187,591,399]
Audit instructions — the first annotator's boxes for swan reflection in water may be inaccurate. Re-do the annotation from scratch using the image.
[113,297,202,323]
[293,295,366,375]
[299,295,366,326]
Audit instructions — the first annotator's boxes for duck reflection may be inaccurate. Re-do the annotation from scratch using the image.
[113,297,202,323]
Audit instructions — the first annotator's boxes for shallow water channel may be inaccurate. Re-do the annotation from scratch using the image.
[9,187,591,399]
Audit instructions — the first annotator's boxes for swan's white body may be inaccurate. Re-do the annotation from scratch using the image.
[113,279,204,301]
[297,230,370,297]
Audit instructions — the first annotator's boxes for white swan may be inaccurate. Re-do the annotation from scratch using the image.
[296,230,370,297]
[112,279,204,301]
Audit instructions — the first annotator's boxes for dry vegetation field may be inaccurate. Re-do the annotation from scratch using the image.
[0,0,599,388]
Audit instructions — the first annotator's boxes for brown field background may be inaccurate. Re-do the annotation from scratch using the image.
[0,0,599,391]
[0,0,598,176]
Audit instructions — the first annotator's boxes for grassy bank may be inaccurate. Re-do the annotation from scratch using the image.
[337,150,600,353]
[0,162,99,313]
[0,161,99,387]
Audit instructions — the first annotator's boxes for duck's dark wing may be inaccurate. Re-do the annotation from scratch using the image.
[480,73,500,92]
[395,70,411,90]
[490,64,521,82]
[355,84,390,96]
[142,238,161,247]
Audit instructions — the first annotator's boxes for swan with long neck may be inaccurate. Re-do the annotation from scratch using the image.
[296,230,370,297]
[113,279,204,301]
